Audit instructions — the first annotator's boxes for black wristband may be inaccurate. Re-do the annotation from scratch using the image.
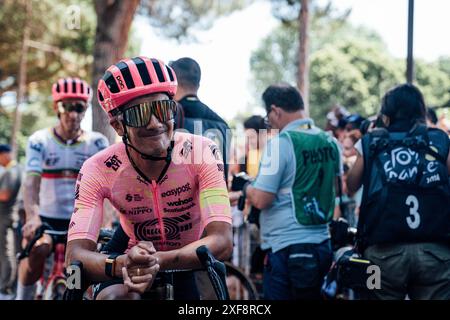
[105,253,120,278]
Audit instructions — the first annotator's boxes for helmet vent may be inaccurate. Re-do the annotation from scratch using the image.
[102,71,120,93]
[117,61,135,89]
[132,57,152,85]
[151,59,165,82]
[166,66,175,81]
[72,79,77,94]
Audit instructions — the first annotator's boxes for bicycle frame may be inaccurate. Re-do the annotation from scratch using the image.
[44,242,67,300]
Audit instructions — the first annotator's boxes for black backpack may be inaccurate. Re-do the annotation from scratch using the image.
[356,124,450,251]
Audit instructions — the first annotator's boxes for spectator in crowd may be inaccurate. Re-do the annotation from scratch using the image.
[169,57,230,182]
[243,83,341,299]
[347,84,450,300]
[0,144,22,299]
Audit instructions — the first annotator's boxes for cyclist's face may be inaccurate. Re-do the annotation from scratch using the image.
[57,98,86,134]
[122,93,174,155]
[343,137,356,158]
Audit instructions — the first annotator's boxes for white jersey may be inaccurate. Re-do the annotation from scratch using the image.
[25,128,109,220]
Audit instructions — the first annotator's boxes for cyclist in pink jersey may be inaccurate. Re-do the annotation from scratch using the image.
[65,56,232,300]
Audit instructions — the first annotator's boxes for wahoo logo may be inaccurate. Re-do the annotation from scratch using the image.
[167,197,194,207]
[161,183,192,198]
[116,75,125,89]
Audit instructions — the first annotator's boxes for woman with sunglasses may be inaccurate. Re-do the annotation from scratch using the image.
[16,77,109,300]
[65,56,233,300]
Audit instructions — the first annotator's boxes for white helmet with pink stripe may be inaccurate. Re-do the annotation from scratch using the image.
[52,77,92,104]
[97,56,177,115]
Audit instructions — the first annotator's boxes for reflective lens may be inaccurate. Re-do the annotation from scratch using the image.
[57,101,87,113]
[121,100,177,127]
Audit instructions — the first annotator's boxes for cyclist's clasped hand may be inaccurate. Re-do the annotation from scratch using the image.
[122,241,160,295]
[22,215,43,241]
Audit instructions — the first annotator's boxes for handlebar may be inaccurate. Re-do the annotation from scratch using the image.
[196,245,230,300]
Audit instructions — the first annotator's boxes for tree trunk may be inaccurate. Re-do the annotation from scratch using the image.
[91,0,140,144]
[10,0,31,160]
[297,0,310,116]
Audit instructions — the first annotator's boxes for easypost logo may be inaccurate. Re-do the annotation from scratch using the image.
[161,183,192,198]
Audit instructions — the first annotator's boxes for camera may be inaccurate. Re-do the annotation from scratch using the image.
[231,172,261,226]
[329,218,357,251]
[360,115,385,135]
[231,172,253,192]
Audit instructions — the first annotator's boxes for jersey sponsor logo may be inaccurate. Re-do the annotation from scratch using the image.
[209,144,222,161]
[383,147,420,181]
[161,182,192,198]
[137,175,149,186]
[163,202,195,213]
[134,212,192,241]
[159,175,168,185]
[120,206,152,216]
[74,184,80,200]
[126,193,144,202]
[69,221,76,230]
[45,155,60,166]
[167,197,194,207]
[104,154,122,171]
[180,140,193,159]
[30,142,43,153]
[302,146,337,166]
[116,76,125,89]
[94,138,107,151]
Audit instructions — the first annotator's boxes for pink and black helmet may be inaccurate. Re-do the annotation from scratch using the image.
[97,56,177,115]
[52,77,92,104]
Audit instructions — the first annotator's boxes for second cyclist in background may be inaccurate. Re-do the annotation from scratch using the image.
[16,78,109,300]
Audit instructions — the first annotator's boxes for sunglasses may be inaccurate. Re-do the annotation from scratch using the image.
[57,101,87,114]
[118,100,177,128]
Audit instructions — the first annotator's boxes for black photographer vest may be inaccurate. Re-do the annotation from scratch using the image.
[358,124,450,249]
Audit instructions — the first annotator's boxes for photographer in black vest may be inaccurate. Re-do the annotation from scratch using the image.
[347,84,450,300]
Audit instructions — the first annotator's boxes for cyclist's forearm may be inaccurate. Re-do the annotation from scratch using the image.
[156,222,232,270]
[23,174,41,218]
[66,239,126,282]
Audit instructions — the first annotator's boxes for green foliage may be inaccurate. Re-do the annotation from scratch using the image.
[249,3,450,128]
[415,59,450,108]
[0,0,96,97]
[140,0,254,41]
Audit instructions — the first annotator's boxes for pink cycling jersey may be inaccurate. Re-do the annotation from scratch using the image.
[67,132,231,251]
